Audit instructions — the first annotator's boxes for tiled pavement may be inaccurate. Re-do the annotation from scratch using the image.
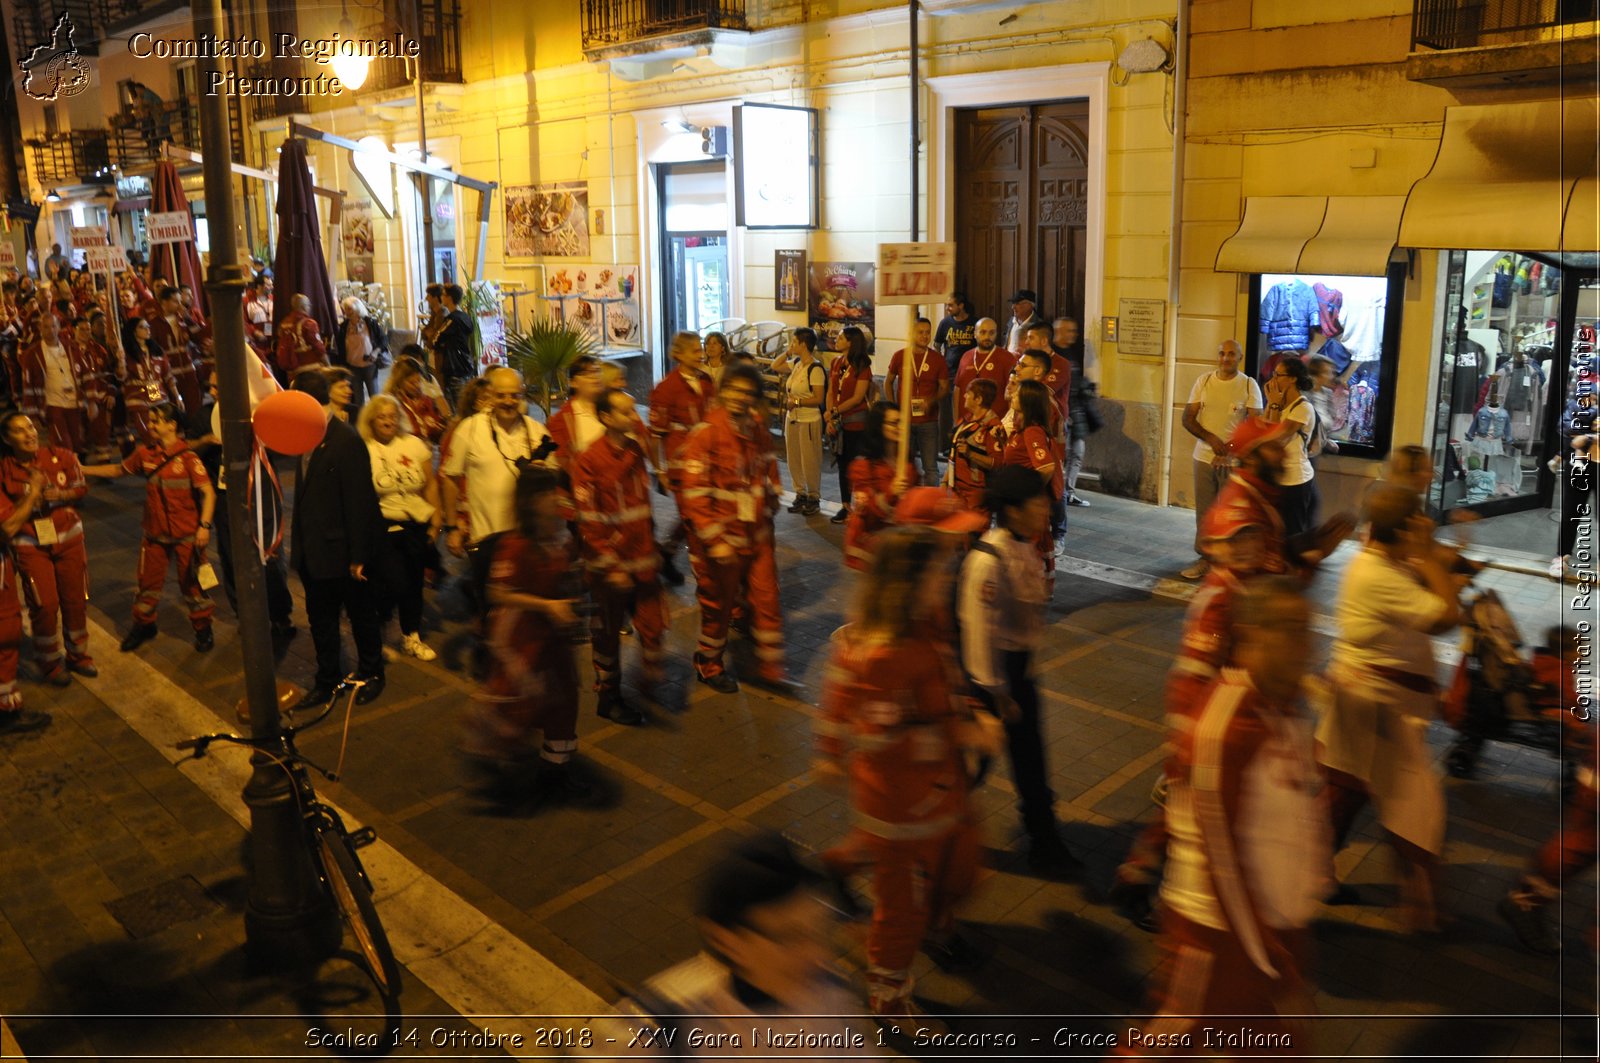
[0,462,1593,1061]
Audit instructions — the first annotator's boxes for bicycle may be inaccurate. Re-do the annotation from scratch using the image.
[177,675,402,998]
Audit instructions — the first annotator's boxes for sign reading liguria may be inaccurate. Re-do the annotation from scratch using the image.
[146,211,192,245]
[84,245,129,272]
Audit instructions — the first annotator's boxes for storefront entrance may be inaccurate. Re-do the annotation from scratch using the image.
[657,161,730,340]
[1429,251,1597,552]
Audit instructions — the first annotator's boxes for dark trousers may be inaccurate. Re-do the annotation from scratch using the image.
[213,488,292,626]
[301,569,384,687]
[347,362,381,412]
[1002,649,1057,840]
[1277,478,1319,540]
[377,521,431,635]
[836,428,866,502]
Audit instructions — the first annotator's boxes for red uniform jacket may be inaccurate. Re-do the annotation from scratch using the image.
[121,440,209,541]
[843,457,914,572]
[828,358,873,431]
[998,423,1063,500]
[951,415,1001,513]
[954,346,1015,417]
[275,311,327,375]
[817,630,969,837]
[151,314,200,383]
[17,334,94,420]
[399,393,447,445]
[885,346,947,425]
[1042,352,1072,425]
[0,447,86,543]
[678,405,780,556]
[571,434,659,583]
[1201,470,1293,575]
[647,368,711,490]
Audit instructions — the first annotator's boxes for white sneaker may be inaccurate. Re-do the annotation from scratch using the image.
[403,633,438,661]
[1550,556,1569,579]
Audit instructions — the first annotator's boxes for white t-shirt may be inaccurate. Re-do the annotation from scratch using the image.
[1279,396,1315,487]
[41,342,76,408]
[440,411,553,543]
[1331,549,1448,678]
[785,359,826,424]
[367,433,435,524]
[1188,370,1263,462]
[566,398,605,454]
[345,320,372,368]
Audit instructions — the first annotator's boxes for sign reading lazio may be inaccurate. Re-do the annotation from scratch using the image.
[84,245,129,272]
[70,225,109,248]
[876,242,955,306]
[146,211,193,245]
[0,242,15,270]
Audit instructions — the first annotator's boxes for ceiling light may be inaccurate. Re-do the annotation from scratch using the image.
[45,190,60,202]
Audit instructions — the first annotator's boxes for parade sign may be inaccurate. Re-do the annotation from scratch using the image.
[70,225,109,248]
[146,211,193,245]
[876,242,955,306]
[0,242,15,270]
[84,245,129,272]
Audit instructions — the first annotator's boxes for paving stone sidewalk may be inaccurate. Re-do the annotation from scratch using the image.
[0,467,1590,1061]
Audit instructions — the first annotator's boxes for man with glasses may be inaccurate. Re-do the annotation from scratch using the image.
[678,364,789,694]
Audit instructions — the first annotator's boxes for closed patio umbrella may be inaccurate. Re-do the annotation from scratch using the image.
[271,138,336,344]
[150,160,207,317]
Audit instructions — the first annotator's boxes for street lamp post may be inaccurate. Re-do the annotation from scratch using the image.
[192,0,338,967]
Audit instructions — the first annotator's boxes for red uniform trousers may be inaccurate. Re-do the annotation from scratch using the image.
[17,534,90,669]
[470,615,581,765]
[830,822,981,1010]
[695,542,783,681]
[44,405,85,454]
[1117,911,1313,1057]
[1532,780,1598,891]
[134,536,214,630]
[85,397,112,453]
[0,576,21,710]
[590,576,667,694]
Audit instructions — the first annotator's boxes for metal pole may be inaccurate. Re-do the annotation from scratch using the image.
[192,0,336,969]
[414,0,435,283]
[909,0,918,243]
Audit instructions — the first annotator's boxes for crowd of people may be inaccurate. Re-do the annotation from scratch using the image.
[0,255,1584,1050]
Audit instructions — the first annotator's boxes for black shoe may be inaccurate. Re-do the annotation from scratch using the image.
[924,932,987,973]
[697,671,739,694]
[353,674,385,705]
[801,498,822,516]
[537,765,597,804]
[67,659,97,678]
[658,555,686,587]
[1114,885,1161,933]
[787,495,806,513]
[1499,893,1561,955]
[119,624,158,653]
[1027,836,1083,878]
[194,627,214,653]
[295,684,337,710]
[1326,882,1362,906]
[0,709,52,735]
[829,506,851,524]
[597,695,647,726]
[270,621,298,643]
[41,663,71,687]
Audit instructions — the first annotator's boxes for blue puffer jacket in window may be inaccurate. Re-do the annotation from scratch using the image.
[1261,279,1319,351]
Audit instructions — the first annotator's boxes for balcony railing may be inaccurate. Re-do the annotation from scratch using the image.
[358,0,463,92]
[95,0,185,35]
[1413,0,1599,49]
[13,0,100,59]
[26,130,112,186]
[109,100,202,170]
[581,0,747,50]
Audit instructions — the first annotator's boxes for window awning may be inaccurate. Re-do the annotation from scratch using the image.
[1399,97,1599,255]
[1297,195,1406,276]
[1214,196,1326,274]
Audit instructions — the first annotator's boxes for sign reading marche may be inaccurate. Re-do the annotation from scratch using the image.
[70,225,108,248]
[146,211,193,245]
[1117,297,1166,356]
[877,242,955,305]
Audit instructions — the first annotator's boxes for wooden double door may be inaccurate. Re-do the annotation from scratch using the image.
[953,101,1089,329]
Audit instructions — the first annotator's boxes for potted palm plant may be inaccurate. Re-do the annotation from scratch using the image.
[505,315,599,418]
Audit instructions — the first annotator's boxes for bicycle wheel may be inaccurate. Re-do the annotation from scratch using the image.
[316,826,403,997]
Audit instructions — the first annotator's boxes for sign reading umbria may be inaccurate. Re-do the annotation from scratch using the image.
[146,211,192,245]
[128,31,418,97]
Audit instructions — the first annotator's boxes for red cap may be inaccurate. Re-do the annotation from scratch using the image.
[894,487,990,534]
[1228,415,1279,456]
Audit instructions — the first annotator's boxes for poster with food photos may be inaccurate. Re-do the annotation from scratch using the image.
[808,261,876,352]
[570,266,640,349]
[505,182,590,258]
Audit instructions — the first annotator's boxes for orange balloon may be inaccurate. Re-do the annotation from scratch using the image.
[252,389,327,455]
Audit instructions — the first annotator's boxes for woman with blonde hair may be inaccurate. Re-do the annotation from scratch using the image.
[358,393,442,661]
[817,525,997,1022]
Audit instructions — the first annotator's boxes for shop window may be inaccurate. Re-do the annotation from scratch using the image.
[1246,267,1404,459]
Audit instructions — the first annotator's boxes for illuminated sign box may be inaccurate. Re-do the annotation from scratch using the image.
[733,103,819,231]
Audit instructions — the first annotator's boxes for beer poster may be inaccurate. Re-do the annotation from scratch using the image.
[775,250,806,312]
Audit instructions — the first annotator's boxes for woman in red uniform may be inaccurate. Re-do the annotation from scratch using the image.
[0,411,94,682]
[998,379,1062,576]
[384,350,448,445]
[843,402,915,571]
[817,526,1000,1023]
[121,315,178,444]
[462,466,592,806]
[825,326,875,525]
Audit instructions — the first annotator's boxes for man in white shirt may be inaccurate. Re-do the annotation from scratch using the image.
[440,366,554,613]
[1181,340,1263,579]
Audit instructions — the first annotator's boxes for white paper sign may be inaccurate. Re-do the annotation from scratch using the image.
[0,243,16,270]
[84,245,129,272]
[70,225,109,248]
[146,211,193,245]
[876,242,955,306]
